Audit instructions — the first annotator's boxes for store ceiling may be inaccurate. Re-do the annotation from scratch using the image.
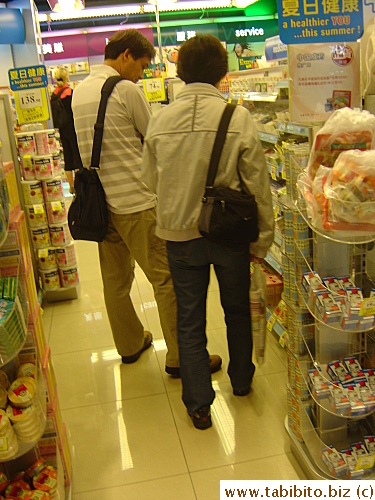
[33,0,138,11]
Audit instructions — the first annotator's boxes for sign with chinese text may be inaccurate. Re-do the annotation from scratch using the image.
[277,0,363,44]
[142,79,166,102]
[289,42,360,122]
[8,66,49,124]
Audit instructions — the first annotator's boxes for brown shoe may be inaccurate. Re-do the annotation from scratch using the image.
[122,332,153,364]
[166,354,222,377]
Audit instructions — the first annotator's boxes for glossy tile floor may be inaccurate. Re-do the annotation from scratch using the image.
[41,240,306,500]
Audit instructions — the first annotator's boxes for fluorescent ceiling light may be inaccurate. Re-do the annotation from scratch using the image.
[48,0,84,12]
[234,0,258,7]
[145,0,231,11]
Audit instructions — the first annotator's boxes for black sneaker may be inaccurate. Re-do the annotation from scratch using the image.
[190,406,212,430]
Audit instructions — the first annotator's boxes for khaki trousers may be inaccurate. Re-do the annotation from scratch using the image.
[98,208,179,367]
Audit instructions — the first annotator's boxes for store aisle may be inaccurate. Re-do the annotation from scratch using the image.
[41,240,306,500]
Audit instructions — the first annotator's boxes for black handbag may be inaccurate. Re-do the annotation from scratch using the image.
[198,103,259,247]
[68,75,123,242]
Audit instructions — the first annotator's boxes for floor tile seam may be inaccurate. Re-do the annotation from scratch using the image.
[59,390,172,413]
[188,451,290,475]
[48,344,116,358]
[72,471,194,495]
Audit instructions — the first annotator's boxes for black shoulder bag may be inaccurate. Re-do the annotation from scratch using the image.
[68,75,123,242]
[198,103,259,247]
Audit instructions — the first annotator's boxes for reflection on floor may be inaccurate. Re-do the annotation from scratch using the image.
[42,240,306,500]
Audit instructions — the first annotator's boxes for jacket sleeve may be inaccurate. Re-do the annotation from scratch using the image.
[141,119,158,194]
[238,113,274,258]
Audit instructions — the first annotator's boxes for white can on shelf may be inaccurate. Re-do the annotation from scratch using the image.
[59,266,79,288]
[42,177,63,202]
[39,266,61,291]
[36,247,56,270]
[30,225,51,249]
[51,150,62,176]
[19,155,36,180]
[45,199,67,224]
[34,129,58,155]
[49,223,71,247]
[21,180,44,205]
[34,155,54,180]
[15,132,35,156]
[56,243,76,268]
[25,204,47,228]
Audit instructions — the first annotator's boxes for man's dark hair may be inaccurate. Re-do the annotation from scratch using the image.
[177,35,228,85]
[105,29,155,61]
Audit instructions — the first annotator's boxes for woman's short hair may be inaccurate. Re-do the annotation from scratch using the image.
[177,35,228,85]
[105,29,155,61]
[53,67,69,87]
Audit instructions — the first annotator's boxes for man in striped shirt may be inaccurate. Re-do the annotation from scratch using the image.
[72,29,222,376]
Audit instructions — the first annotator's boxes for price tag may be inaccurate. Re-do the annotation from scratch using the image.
[0,437,8,451]
[281,165,287,180]
[359,298,375,317]
[33,204,44,214]
[267,315,276,332]
[279,331,287,348]
[142,78,165,102]
[38,249,48,258]
[51,201,62,211]
[356,455,375,470]
[271,166,277,180]
[274,204,280,219]
[18,89,43,109]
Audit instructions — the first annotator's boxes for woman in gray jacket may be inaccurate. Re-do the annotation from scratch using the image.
[142,35,274,430]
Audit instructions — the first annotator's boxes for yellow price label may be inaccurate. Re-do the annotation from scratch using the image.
[33,204,45,214]
[281,166,287,180]
[279,334,285,348]
[38,248,48,258]
[359,298,375,317]
[51,201,62,211]
[271,166,277,181]
[267,316,276,331]
[142,78,166,102]
[356,454,375,470]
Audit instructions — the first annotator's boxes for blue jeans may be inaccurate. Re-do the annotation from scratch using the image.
[167,238,255,414]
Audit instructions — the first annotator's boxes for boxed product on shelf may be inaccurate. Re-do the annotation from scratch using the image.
[351,441,370,459]
[340,448,364,479]
[355,379,375,410]
[342,383,366,416]
[336,275,355,291]
[327,360,351,383]
[329,382,350,414]
[3,162,20,217]
[321,445,348,477]
[322,277,343,295]
[345,287,363,320]
[364,435,375,455]
[315,290,341,324]
[343,356,362,378]
[363,369,375,392]
[307,367,330,399]
[0,210,32,275]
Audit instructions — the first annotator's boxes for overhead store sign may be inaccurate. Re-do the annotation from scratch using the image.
[159,19,278,46]
[41,28,154,60]
[277,0,363,44]
[8,66,50,124]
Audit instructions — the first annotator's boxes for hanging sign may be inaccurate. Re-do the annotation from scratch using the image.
[8,66,50,124]
[142,79,166,102]
[289,42,361,122]
[276,0,363,44]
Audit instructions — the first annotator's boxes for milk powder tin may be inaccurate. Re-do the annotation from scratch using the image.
[36,248,56,270]
[42,177,63,202]
[21,181,44,205]
[39,267,61,291]
[51,151,62,176]
[25,204,47,228]
[59,266,79,288]
[49,223,71,247]
[20,155,36,180]
[45,200,67,224]
[30,225,51,249]
[34,155,54,180]
[56,243,76,268]
[16,132,35,156]
[34,129,58,155]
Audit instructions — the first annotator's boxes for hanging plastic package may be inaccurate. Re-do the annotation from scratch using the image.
[250,262,267,365]
[364,25,375,96]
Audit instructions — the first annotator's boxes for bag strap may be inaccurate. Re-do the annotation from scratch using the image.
[90,75,124,170]
[205,103,237,188]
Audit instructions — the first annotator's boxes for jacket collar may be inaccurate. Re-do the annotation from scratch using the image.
[176,82,227,102]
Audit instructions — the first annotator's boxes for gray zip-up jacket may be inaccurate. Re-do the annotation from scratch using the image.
[142,83,274,258]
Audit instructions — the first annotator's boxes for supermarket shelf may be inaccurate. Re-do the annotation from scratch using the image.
[258,131,279,144]
[265,252,283,275]
[244,92,279,102]
[276,80,290,89]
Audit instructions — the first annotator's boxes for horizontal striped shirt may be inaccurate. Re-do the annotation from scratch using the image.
[71,64,156,214]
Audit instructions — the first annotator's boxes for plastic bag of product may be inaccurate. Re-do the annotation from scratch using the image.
[250,262,267,365]
[364,25,375,96]
[324,150,375,226]
[297,166,332,229]
[307,108,375,180]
